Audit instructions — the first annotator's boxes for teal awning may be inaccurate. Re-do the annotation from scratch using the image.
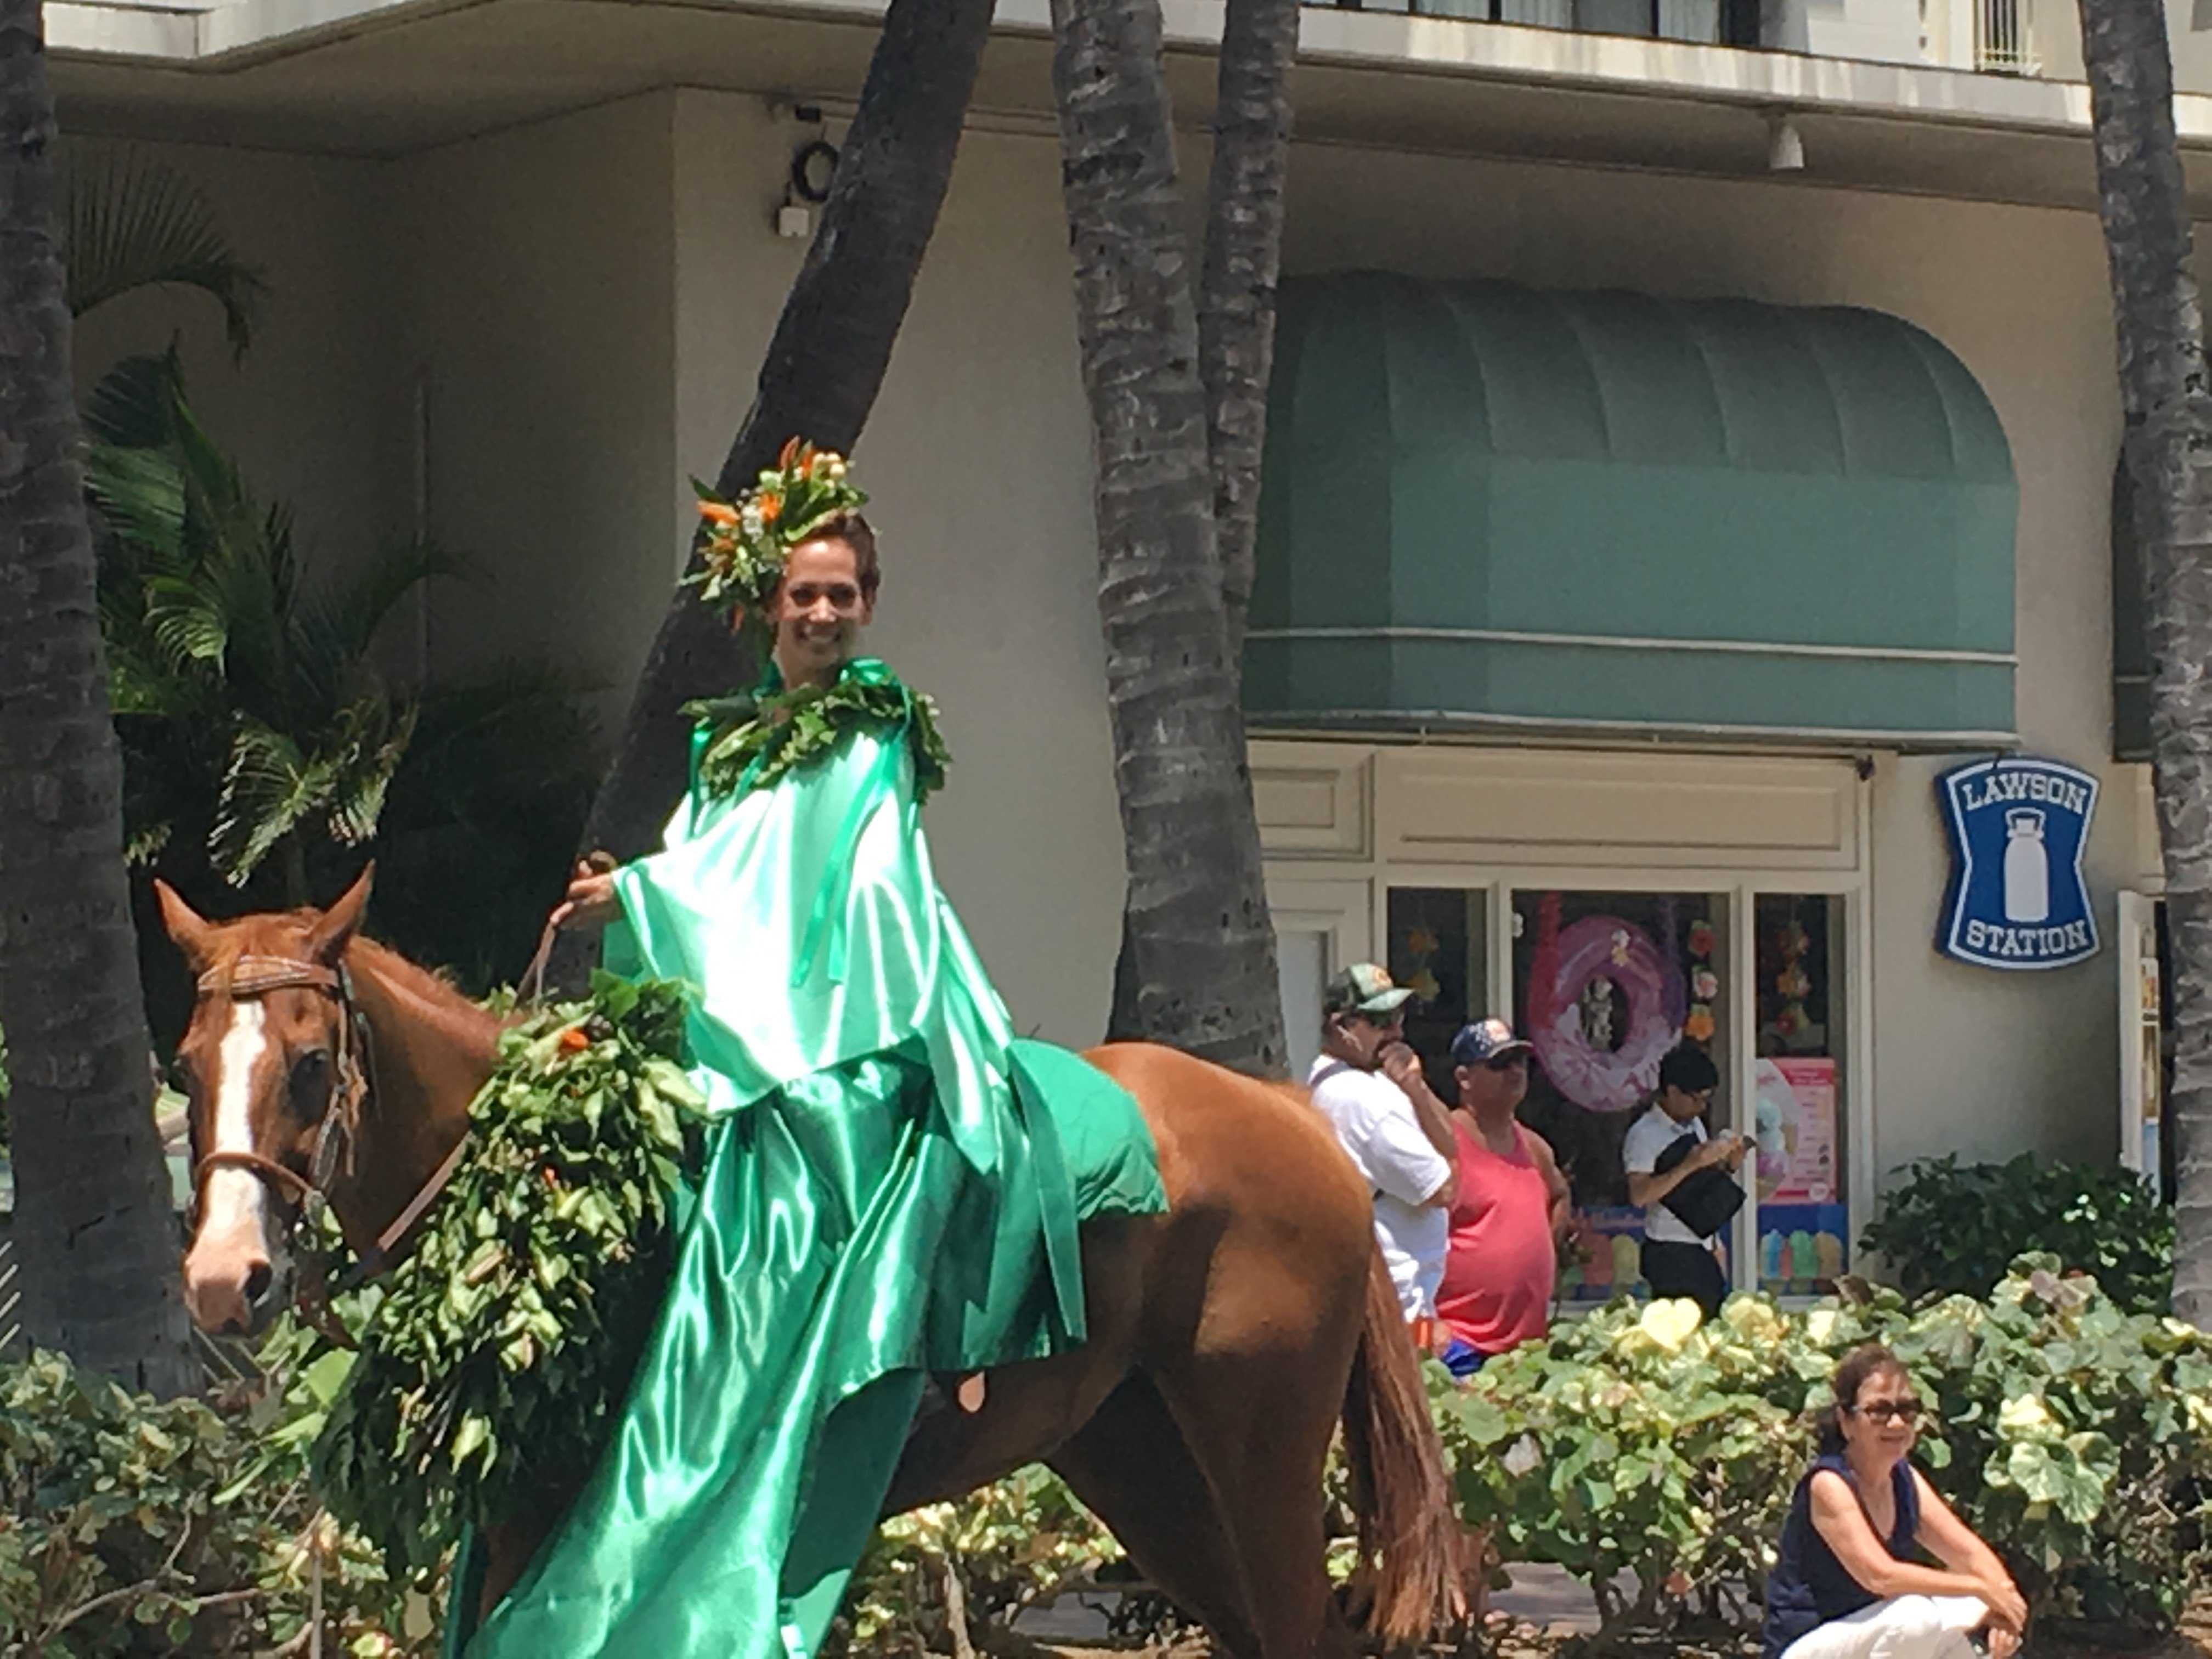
[1246,275,2018,746]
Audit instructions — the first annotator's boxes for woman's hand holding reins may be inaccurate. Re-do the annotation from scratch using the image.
[551,859,623,934]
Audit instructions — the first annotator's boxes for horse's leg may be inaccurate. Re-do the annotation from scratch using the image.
[1151,1347,1354,1659]
[1046,1373,1265,1659]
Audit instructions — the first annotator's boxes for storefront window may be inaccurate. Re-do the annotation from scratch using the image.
[1504,890,1732,1302]
[1385,889,1489,1100]
[1380,882,1852,1302]
[1752,894,1849,1295]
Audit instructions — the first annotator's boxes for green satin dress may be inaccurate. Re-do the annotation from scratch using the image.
[458,659,1164,1658]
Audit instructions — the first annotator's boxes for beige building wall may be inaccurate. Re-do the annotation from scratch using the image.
[381,95,681,729]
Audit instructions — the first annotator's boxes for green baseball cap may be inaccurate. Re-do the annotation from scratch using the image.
[1323,962,1416,1018]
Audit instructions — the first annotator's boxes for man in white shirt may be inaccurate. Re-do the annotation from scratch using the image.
[1307,963,1460,1326]
[1622,1041,1746,1316]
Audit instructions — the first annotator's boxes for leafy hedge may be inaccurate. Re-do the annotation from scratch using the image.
[827,1466,1125,1655]
[0,1346,437,1658]
[1860,1154,2173,1313]
[1432,1259,2212,1638]
[0,1334,1135,1657]
[22,1256,2211,1652]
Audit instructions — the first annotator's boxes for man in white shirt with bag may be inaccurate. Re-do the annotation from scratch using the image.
[1306,963,1460,1334]
[1623,1041,1747,1316]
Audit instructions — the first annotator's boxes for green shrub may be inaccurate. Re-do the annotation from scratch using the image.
[830,1466,1124,1655]
[1860,1154,2173,1313]
[0,1346,436,1657]
[0,1329,1121,1658]
[1432,1260,2212,1638]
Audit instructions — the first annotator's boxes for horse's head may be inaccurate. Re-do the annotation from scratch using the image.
[159,866,375,1336]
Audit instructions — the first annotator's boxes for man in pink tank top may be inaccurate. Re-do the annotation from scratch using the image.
[1435,1019,1573,1377]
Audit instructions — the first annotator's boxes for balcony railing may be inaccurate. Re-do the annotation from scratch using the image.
[1347,0,1731,43]
[1973,0,2035,72]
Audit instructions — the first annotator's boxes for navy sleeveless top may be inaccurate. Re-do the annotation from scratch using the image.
[1762,1454,1921,1659]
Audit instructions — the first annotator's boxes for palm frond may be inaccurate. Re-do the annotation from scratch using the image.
[106,640,204,716]
[211,720,333,885]
[86,443,188,564]
[122,819,174,868]
[66,151,267,358]
[82,347,187,450]
[315,541,465,667]
[324,697,419,846]
[143,572,230,670]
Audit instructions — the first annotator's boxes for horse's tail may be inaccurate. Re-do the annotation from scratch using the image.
[1340,1246,1468,1646]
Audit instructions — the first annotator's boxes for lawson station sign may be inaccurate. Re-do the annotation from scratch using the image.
[1936,757,2100,971]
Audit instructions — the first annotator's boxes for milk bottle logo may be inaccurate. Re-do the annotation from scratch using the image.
[2002,808,2049,924]
[1936,759,2098,970]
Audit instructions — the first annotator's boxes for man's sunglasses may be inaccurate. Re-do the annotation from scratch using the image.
[1847,1400,1926,1426]
[1483,1054,1530,1072]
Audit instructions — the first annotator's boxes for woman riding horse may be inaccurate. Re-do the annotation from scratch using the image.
[477,442,1170,1656]
[162,437,1462,1658]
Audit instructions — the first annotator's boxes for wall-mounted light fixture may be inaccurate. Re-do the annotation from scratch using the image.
[1768,112,1805,172]
[777,104,840,239]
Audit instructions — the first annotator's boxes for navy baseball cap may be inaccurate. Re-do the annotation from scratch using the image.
[1451,1017,1534,1066]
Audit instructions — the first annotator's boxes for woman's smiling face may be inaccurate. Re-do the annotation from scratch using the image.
[770,535,874,685]
[1842,1367,1923,1460]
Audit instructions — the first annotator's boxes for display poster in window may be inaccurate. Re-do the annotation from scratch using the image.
[1935,757,2100,970]
[1755,1057,1836,1205]
[1755,1055,1845,1293]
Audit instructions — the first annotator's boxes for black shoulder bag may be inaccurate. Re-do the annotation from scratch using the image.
[1652,1131,1745,1240]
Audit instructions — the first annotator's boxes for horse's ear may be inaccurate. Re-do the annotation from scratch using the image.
[154,879,217,969]
[307,863,375,966]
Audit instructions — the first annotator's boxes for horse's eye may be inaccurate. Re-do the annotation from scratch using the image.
[288,1050,332,1122]
[166,1058,197,1100]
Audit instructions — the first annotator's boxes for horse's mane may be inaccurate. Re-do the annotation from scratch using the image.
[343,935,506,1042]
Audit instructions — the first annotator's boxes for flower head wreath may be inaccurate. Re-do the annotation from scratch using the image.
[691,437,870,631]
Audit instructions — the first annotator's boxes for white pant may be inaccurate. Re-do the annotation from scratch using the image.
[1780,1596,1988,1659]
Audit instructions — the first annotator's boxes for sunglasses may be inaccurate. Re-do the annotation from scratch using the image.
[1485,1053,1530,1072]
[1848,1400,1926,1426]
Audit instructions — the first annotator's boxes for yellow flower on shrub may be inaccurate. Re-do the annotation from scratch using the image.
[1723,1297,1788,1345]
[1997,1393,2059,1440]
[1638,1299,1704,1352]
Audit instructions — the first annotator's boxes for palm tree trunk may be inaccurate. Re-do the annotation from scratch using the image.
[2075,0,2212,1323]
[1050,0,1286,1075]
[0,0,196,1393]
[1199,0,1299,660]
[569,0,996,871]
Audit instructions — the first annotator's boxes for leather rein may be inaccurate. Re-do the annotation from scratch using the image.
[189,953,470,1341]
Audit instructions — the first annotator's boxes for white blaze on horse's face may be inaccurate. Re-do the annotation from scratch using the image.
[181,1000,288,1334]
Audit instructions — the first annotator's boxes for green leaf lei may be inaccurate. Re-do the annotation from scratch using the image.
[309,973,708,1575]
[685,664,950,806]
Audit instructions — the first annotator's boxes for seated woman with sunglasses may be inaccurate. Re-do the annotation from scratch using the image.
[1764,1346,2028,1659]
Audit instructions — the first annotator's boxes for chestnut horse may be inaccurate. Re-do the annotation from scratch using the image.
[159,868,1462,1658]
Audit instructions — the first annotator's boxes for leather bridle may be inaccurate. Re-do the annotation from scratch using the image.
[191,955,372,1211]
[187,953,468,1336]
